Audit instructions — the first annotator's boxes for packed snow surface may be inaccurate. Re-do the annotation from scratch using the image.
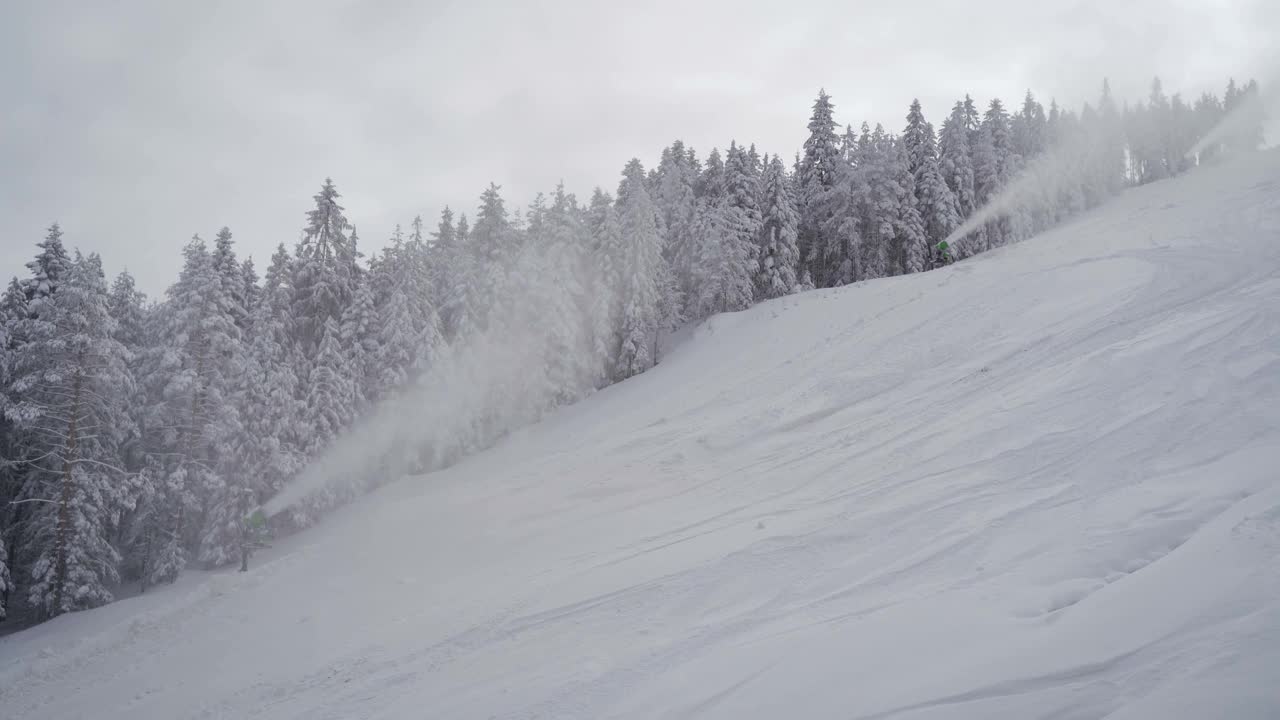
[3,152,1280,718]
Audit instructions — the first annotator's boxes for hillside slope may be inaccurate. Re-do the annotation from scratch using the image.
[2,151,1279,719]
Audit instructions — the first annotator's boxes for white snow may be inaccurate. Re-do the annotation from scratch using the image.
[3,151,1280,718]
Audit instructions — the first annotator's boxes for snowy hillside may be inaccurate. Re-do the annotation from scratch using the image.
[3,150,1279,719]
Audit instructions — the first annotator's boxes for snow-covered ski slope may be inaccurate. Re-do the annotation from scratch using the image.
[3,151,1280,719]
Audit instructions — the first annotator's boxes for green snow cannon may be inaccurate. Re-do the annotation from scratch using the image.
[245,508,267,530]
[935,240,953,265]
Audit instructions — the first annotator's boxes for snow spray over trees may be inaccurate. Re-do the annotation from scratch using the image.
[945,77,1273,256]
[261,175,668,518]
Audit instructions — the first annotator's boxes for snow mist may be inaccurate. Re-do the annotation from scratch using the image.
[942,118,1121,254]
[1187,79,1275,158]
[262,239,612,518]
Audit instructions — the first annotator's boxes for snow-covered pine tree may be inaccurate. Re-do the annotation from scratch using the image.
[886,139,930,275]
[134,236,244,585]
[212,227,249,331]
[339,271,379,410]
[373,234,442,403]
[903,100,961,258]
[431,207,474,343]
[699,148,727,201]
[429,207,455,305]
[721,142,762,302]
[519,183,597,403]
[939,99,978,223]
[653,141,700,308]
[106,270,149,486]
[0,277,26,618]
[468,183,515,330]
[22,224,72,305]
[291,179,359,356]
[1,277,30,615]
[292,316,358,526]
[7,252,134,617]
[586,188,623,380]
[756,155,801,298]
[797,90,843,287]
[1011,91,1047,165]
[240,258,261,326]
[855,124,897,280]
[613,159,667,379]
[230,244,305,540]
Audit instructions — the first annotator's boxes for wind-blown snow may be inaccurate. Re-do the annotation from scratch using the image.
[3,152,1279,719]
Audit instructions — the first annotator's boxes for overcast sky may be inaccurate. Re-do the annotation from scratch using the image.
[3,0,1277,295]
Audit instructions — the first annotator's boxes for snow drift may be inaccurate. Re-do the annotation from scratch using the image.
[2,150,1279,719]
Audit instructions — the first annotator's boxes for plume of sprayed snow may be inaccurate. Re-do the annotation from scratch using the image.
[261,238,608,518]
[946,77,1274,254]
[1187,81,1274,158]
[942,127,1109,253]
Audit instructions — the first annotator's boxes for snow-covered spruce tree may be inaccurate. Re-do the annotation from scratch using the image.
[965,98,1019,250]
[1090,80,1121,193]
[224,243,304,553]
[22,223,72,306]
[6,252,135,618]
[468,183,516,331]
[797,90,843,287]
[0,277,26,621]
[432,207,475,343]
[509,184,597,405]
[290,316,357,528]
[888,140,929,275]
[1011,91,1047,167]
[586,188,623,380]
[853,124,897,280]
[372,234,443,405]
[339,271,379,411]
[1049,105,1088,222]
[400,230,444,379]
[613,159,667,380]
[756,154,801,298]
[939,98,977,224]
[132,236,244,585]
[904,100,961,257]
[105,270,150,529]
[212,227,249,331]
[240,257,261,323]
[698,147,727,200]
[724,141,763,286]
[291,178,359,357]
[653,141,700,308]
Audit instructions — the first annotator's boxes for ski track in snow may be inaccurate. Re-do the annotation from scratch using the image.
[2,152,1280,718]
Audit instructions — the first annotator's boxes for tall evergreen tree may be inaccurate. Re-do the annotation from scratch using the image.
[133,236,244,587]
[23,223,72,305]
[6,252,134,617]
[292,179,358,355]
[756,155,801,298]
[586,188,623,379]
[939,99,977,223]
[613,160,667,379]
[797,90,843,286]
[904,100,961,253]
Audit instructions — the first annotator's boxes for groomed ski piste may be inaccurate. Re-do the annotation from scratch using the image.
[2,150,1279,719]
